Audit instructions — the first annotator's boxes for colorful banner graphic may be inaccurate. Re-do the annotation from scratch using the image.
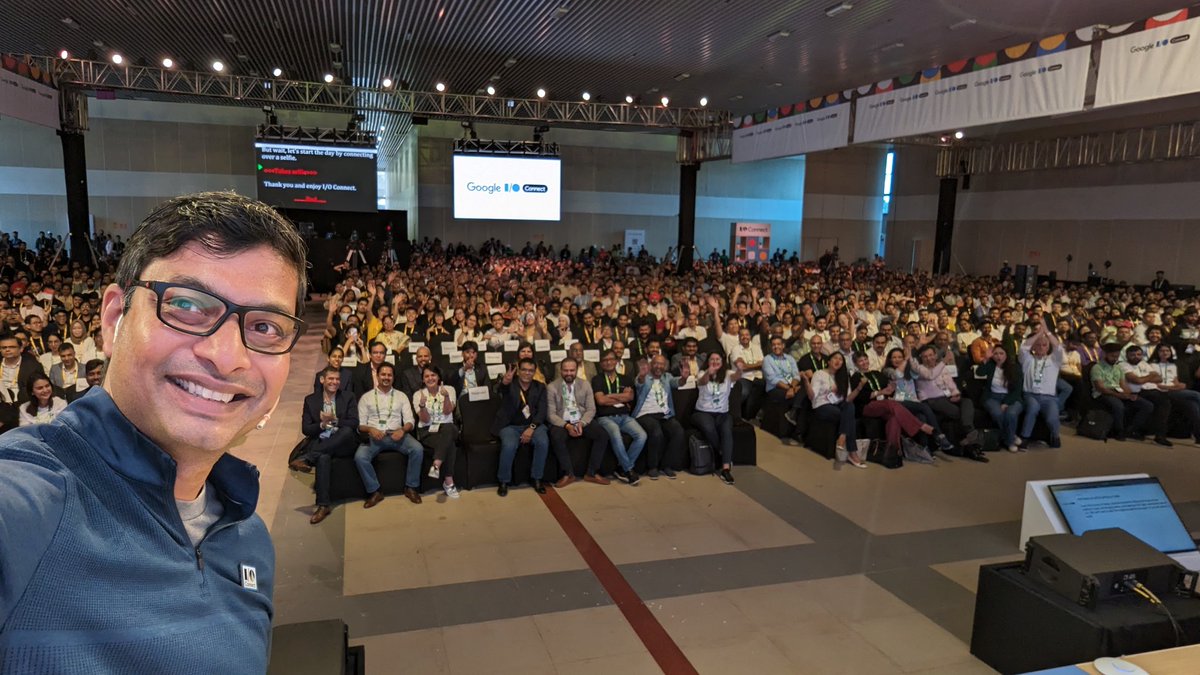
[731,222,771,264]
[852,36,1091,143]
[731,96,850,163]
[0,54,59,130]
[1095,8,1199,108]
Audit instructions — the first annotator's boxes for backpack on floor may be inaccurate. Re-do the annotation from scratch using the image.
[864,439,903,469]
[688,435,715,475]
[977,428,1000,452]
[1077,409,1112,441]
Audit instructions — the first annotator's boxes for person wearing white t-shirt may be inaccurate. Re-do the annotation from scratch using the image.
[355,362,425,507]
[411,365,460,498]
[1120,345,1173,446]
[804,352,868,468]
[691,353,742,485]
[18,374,67,427]
[1148,344,1200,444]
[728,328,764,421]
[1017,321,1066,448]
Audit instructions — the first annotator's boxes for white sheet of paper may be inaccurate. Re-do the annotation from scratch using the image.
[476,341,487,351]
[448,353,464,363]
[534,339,551,352]
[408,341,425,353]
[487,364,507,378]
[485,352,503,364]
[549,349,567,363]
[503,339,520,352]
[441,341,457,354]
[467,385,490,401]
[584,349,601,363]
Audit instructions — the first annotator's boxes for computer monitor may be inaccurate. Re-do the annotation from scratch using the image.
[1049,477,1197,555]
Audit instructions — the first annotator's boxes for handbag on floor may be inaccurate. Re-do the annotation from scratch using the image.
[1077,409,1112,441]
[901,437,935,464]
[687,435,715,475]
[864,439,903,469]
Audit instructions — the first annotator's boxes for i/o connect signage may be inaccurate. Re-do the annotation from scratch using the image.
[465,182,549,194]
[453,154,561,221]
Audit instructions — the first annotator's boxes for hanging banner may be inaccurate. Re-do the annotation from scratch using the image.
[731,94,850,163]
[0,54,59,130]
[730,223,770,264]
[1095,9,1200,108]
[852,34,1092,143]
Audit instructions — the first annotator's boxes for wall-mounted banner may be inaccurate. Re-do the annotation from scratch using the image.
[852,35,1092,143]
[0,54,59,130]
[1095,8,1199,108]
[731,94,850,163]
[731,222,771,264]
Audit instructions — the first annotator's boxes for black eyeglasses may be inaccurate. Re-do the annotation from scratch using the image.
[130,280,305,355]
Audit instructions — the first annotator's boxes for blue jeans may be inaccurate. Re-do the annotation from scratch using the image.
[690,410,734,466]
[981,393,1023,447]
[355,433,424,493]
[1055,379,1073,411]
[498,424,549,483]
[813,402,857,449]
[1168,389,1200,438]
[1021,393,1061,440]
[596,414,647,472]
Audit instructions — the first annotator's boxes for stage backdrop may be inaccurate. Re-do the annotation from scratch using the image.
[731,95,850,163]
[852,33,1092,143]
[1095,8,1200,108]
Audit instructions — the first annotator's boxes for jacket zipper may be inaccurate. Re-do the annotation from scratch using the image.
[196,547,205,571]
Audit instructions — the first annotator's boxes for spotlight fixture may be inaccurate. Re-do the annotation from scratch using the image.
[382,77,393,88]
[212,60,224,71]
[379,126,386,131]
[625,95,634,104]
[111,53,124,64]
[536,87,546,98]
[435,82,446,92]
[486,85,496,95]
[660,96,669,107]
[582,91,591,101]
[954,130,965,140]
[161,57,173,68]
[272,67,282,77]
[767,30,791,43]
[59,49,70,59]
[700,96,708,107]
[323,73,334,83]
[824,2,853,17]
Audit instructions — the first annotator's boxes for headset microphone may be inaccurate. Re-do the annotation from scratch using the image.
[256,398,281,430]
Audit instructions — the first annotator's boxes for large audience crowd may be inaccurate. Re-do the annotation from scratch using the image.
[290,237,1200,524]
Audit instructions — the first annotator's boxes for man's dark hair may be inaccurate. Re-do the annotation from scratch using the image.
[320,365,341,378]
[369,340,387,353]
[85,358,105,372]
[58,342,75,355]
[517,357,537,371]
[115,191,308,312]
[377,362,396,376]
[461,340,478,353]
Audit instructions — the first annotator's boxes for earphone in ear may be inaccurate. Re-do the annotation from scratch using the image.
[256,397,281,430]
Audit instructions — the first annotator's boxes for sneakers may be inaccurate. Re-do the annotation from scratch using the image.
[719,468,735,484]
[647,468,660,480]
[614,468,632,484]
[444,483,460,499]
[961,429,980,447]
[660,467,677,479]
[428,464,441,479]
[784,410,798,426]
[1049,437,1062,449]
[1007,444,1020,453]
[935,434,955,452]
[1154,436,1174,447]
[627,471,641,486]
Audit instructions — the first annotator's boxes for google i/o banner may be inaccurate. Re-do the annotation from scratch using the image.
[852,33,1093,144]
[731,94,850,164]
[0,55,59,130]
[1095,8,1200,108]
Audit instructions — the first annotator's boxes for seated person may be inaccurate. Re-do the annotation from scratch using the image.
[557,341,598,382]
[65,358,106,403]
[291,367,360,524]
[411,365,460,498]
[803,352,867,468]
[547,357,611,487]
[762,336,806,433]
[48,342,82,397]
[632,355,685,479]
[354,362,424,508]
[445,340,489,394]
[517,342,550,383]
[692,352,743,484]
[1090,343,1152,441]
[975,346,1024,452]
[1017,320,1066,449]
[313,346,355,396]
[18,374,68,427]
[396,345,433,396]
[352,340,390,398]
[852,351,952,454]
[1148,344,1200,444]
[492,358,550,496]
[669,337,705,383]
[592,350,647,485]
[1121,345,1173,446]
[728,328,765,421]
[911,345,986,462]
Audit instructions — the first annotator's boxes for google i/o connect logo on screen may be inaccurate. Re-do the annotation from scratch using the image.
[466,181,549,194]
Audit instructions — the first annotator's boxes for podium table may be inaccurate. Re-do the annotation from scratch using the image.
[970,563,1200,675]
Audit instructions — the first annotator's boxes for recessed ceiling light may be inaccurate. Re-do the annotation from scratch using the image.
[553,6,569,18]
[323,73,334,83]
[379,126,386,131]
[503,57,517,68]
[881,41,905,52]
[730,94,744,101]
[382,77,393,88]
[949,18,977,31]
[435,82,446,92]
[673,72,691,81]
[236,53,249,62]
[824,2,853,17]
[161,57,173,68]
[700,96,708,107]
[212,60,225,71]
[329,43,342,53]
[767,30,791,42]
[223,33,237,43]
[61,17,81,29]
[582,92,591,101]
[486,85,496,95]
[272,67,282,77]
[111,53,124,64]
[770,82,783,87]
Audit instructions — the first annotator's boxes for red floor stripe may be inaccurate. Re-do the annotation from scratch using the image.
[539,487,699,675]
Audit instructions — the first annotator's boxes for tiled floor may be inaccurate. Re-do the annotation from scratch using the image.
[257,320,1200,674]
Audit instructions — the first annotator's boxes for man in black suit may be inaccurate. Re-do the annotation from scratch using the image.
[64,359,105,403]
[446,341,489,394]
[352,340,389,398]
[0,333,44,404]
[397,345,432,396]
[290,367,361,524]
[492,358,550,496]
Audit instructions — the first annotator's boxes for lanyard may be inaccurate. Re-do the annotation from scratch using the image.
[1032,356,1049,385]
[323,395,336,418]
[1082,345,1097,362]
[605,374,620,394]
[562,382,578,411]
[651,379,667,408]
[812,354,826,370]
[518,387,528,407]
[584,327,594,343]
[373,389,396,425]
[864,372,883,392]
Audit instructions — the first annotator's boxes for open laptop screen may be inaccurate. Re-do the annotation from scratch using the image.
[1050,477,1197,554]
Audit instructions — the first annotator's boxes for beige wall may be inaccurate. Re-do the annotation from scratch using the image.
[803,145,887,263]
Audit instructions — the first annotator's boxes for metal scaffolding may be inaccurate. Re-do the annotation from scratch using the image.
[936,119,1200,177]
[39,56,727,131]
[676,125,733,164]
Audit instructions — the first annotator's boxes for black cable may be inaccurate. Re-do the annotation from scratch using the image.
[1125,580,1184,647]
